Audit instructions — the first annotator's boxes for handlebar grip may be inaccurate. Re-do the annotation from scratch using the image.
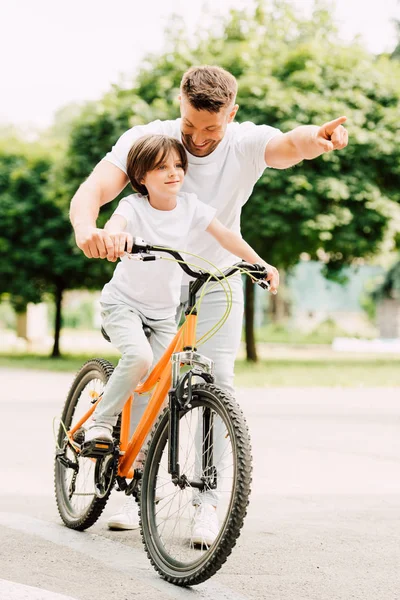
[124,237,150,253]
[258,280,270,291]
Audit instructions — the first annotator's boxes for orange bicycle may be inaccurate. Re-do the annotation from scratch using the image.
[54,238,270,586]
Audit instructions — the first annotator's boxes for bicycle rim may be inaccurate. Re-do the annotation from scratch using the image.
[140,383,252,586]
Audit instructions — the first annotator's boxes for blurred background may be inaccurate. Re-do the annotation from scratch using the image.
[1,0,400,387]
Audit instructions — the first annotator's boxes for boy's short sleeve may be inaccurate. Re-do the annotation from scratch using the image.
[190,195,217,231]
[235,122,283,178]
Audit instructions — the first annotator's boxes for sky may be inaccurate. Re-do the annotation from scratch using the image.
[1,0,399,130]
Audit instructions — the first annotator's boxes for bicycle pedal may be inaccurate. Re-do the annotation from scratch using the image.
[81,439,114,458]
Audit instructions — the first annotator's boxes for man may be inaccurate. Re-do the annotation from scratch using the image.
[70,65,348,534]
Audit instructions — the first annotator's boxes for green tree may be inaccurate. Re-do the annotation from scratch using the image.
[43,0,400,360]
[0,145,114,357]
[126,1,400,359]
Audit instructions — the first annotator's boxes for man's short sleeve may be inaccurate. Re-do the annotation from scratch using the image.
[235,122,283,178]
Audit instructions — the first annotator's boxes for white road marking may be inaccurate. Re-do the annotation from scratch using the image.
[0,578,79,600]
[0,512,249,600]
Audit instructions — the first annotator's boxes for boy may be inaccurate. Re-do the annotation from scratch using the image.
[86,133,277,446]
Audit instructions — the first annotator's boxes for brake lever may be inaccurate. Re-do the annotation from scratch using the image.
[258,280,270,291]
[124,252,157,262]
[257,279,278,295]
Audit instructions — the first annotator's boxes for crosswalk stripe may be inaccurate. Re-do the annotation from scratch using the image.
[0,578,79,600]
[0,512,249,600]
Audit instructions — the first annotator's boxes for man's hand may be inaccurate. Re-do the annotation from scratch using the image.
[298,116,348,160]
[74,225,132,261]
[315,116,348,154]
[261,261,279,294]
[74,225,113,259]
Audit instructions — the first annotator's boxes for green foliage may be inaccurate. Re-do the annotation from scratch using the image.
[0,146,114,324]
[44,0,400,280]
[2,0,400,356]
[131,0,400,275]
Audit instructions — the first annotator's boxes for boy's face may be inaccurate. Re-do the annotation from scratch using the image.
[179,96,238,157]
[141,150,185,200]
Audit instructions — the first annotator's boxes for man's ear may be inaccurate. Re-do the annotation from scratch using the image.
[228,104,239,123]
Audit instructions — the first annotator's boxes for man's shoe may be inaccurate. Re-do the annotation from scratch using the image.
[107,495,140,530]
[191,503,219,546]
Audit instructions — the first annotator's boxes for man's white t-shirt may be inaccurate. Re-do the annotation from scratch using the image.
[101,192,216,318]
[104,118,282,279]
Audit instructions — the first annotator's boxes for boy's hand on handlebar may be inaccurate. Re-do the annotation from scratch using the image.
[107,231,133,262]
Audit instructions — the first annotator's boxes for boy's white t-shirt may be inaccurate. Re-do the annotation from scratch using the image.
[104,118,282,279]
[100,193,216,318]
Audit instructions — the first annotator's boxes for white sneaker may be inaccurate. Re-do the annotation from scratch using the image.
[191,503,219,546]
[84,424,113,444]
[107,495,140,530]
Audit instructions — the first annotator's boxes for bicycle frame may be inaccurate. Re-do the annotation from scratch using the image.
[68,311,199,479]
[66,241,268,482]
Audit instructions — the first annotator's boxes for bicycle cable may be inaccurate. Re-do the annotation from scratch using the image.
[146,246,269,347]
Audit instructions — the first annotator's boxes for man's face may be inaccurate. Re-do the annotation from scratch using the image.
[179,96,238,157]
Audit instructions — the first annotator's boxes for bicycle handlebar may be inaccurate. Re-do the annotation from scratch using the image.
[125,237,270,290]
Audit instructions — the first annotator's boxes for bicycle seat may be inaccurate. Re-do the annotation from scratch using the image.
[101,325,151,342]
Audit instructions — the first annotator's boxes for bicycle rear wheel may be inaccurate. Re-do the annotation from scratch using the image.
[139,383,252,586]
[54,358,117,530]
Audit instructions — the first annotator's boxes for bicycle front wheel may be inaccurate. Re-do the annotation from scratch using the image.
[140,383,252,586]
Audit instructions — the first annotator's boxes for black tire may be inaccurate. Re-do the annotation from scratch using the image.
[54,358,117,531]
[139,383,252,586]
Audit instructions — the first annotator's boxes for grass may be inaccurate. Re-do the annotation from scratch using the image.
[253,321,373,345]
[0,352,399,387]
[234,357,400,387]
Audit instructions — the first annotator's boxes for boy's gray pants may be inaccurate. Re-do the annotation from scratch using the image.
[95,275,244,505]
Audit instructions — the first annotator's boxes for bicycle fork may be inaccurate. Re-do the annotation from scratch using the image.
[168,351,217,491]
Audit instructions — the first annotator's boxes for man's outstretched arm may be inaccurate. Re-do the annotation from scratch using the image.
[265,116,348,169]
[70,160,129,260]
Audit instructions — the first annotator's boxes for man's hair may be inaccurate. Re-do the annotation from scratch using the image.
[181,65,238,113]
[127,135,188,196]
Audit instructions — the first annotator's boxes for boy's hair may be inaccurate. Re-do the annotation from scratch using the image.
[180,65,238,113]
[127,135,188,196]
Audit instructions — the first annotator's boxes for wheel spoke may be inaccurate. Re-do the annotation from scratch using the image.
[55,360,117,530]
[140,385,252,585]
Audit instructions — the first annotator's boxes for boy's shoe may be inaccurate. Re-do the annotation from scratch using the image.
[107,495,140,530]
[191,503,219,546]
[84,424,113,444]
[81,424,114,458]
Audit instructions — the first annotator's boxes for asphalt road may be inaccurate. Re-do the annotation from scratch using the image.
[0,368,399,600]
